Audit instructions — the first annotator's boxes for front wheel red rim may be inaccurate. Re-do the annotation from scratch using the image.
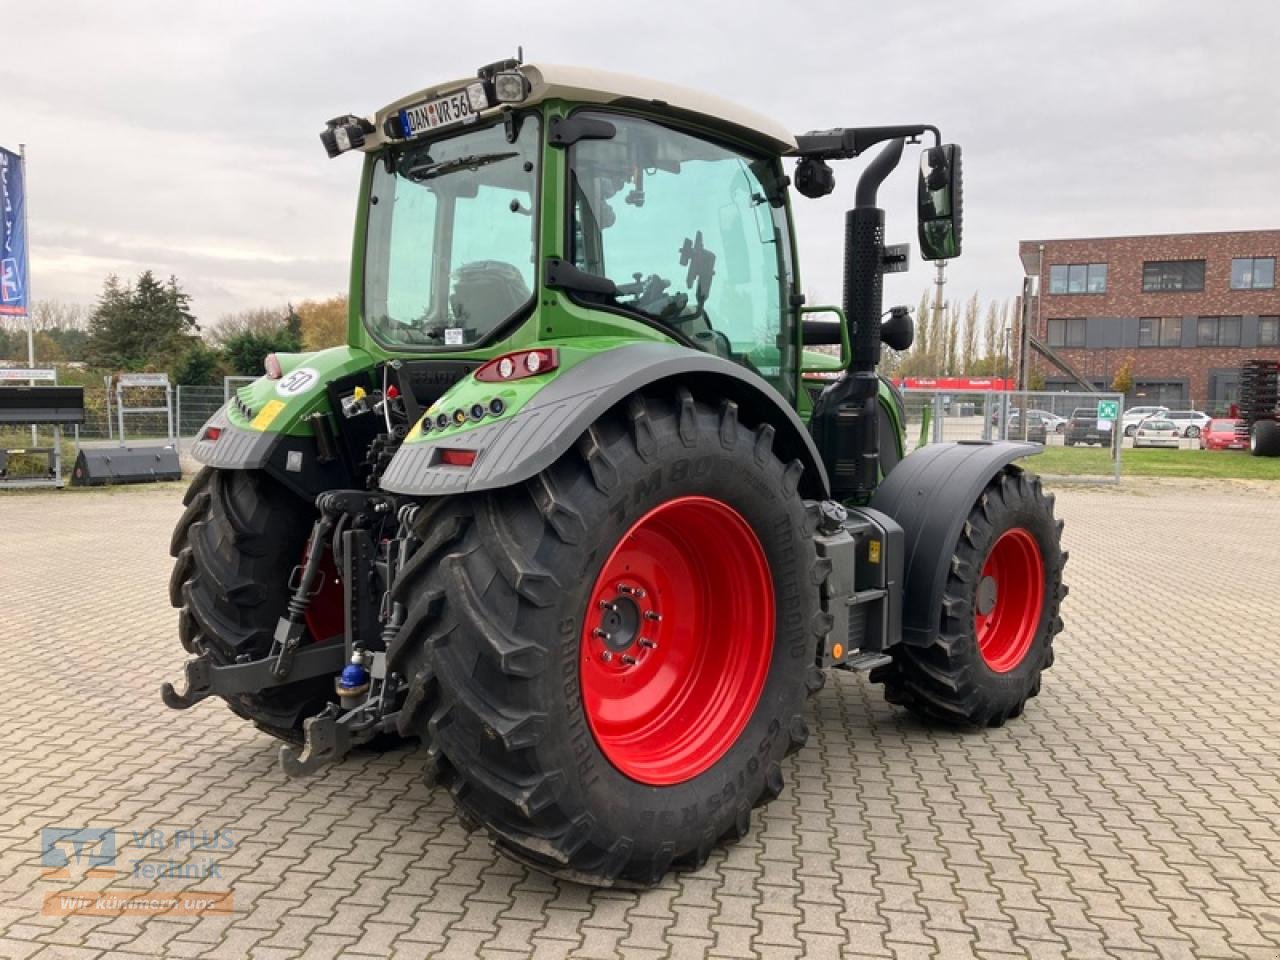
[973,528,1045,673]
[580,496,774,786]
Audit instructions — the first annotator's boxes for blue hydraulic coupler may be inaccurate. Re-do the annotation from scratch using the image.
[337,658,371,708]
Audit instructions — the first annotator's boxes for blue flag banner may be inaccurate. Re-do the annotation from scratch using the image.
[0,146,29,316]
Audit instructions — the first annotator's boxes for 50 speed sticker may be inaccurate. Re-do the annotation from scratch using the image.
[276,367,320,397]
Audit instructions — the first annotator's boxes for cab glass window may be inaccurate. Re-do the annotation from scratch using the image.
[364,116,540,348]
[568,112,794,399]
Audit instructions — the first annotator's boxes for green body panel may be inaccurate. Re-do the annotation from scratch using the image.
[401,337,643,444]
[225,345,376,436]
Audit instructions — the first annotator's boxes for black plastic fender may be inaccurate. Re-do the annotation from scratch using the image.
[869,440,1041,647]
[380,341,831,499]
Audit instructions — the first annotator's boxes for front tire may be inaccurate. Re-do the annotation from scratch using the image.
[872,467,1066,727]
[390,391,827,886]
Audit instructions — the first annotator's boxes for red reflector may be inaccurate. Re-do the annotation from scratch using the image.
[204,426,223,442]
[264,353,283,379]
[439,449,477,467]
[386,384,400,399]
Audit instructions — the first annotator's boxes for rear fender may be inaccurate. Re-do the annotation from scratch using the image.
[380,341,830,498]
[188,346,378,497]
[869,441,1041,647]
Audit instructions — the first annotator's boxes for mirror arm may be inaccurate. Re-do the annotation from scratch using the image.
[795,124,939,160]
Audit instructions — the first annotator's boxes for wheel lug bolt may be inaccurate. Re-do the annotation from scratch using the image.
[639,638,657,649]
[621,655,637,666]
[601,651,613,662]
[644,611,662,622]
[617,584,634,595]
[593,628,610,641]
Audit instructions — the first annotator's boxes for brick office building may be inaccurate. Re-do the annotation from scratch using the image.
[1018,229,1280,411]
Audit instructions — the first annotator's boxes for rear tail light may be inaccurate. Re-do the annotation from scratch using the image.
[203,426,222,442]
[438,449,477,467]
[474,348,559,383]
[264,353,283,379]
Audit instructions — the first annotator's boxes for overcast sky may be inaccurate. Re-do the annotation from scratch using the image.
[5,0,1277,331]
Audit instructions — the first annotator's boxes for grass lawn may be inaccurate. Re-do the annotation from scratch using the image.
[1032,445,1280,480]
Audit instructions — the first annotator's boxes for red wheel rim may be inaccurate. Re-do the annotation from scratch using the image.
[303,545,344,644]
[580,496,773,786]
[974,528,1045,673]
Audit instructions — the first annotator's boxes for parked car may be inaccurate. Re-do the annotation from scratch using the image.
[1132,417,1180,448]
[1203,418,1247,451]
[1065,407,1112,446]
[1019,409,1067,434]
[1163,409,1212,438]
[1121,405,1169,437]
[993,408,1067,434]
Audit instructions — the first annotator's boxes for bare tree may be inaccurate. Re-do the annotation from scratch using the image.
[960,293,979,374]
[983,300,1000,363]
[209,307,292,345]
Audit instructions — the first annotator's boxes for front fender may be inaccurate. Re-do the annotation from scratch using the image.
[869,440,1041,647]
[380,342,830,498]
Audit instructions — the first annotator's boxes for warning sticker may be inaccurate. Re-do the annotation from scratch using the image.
[250,399,286,431]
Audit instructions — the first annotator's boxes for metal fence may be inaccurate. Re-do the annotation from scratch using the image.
[902,389,1125,483]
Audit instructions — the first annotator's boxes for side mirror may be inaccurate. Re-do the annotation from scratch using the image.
[918,144,963,260]
[881,306,914,351]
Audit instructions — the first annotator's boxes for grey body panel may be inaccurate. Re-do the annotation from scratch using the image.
[869,440,1040,647]
[380,342,830,497]
[188,404,275,470]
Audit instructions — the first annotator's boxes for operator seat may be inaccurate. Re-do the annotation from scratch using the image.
[450,261,531,330]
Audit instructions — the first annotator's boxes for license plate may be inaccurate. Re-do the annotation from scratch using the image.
[399,88,486,138]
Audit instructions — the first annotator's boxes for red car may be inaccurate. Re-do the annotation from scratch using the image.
[1203,418,1247,451]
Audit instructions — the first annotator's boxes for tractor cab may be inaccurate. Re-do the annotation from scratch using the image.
[323,59,961,487]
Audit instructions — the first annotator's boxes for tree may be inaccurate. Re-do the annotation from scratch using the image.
[174,339,226,386]
[86,271,199,370]
[1111,356,1135,396]
[211,307,294,345]
[961,293,980,374]
[285,303,303,346]
[296,295,349,350]
[221,329,303,376]
[983,300,1000,365]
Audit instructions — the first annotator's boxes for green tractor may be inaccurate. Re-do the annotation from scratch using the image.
[164,58,1066,886]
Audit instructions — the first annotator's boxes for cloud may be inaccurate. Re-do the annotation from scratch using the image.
[6,0,1278,327]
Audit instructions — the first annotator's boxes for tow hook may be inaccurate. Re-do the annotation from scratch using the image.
[278,651,401,778]
[160,642,347,711]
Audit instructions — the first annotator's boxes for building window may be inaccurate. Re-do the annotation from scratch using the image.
[1197,316,1242,347]
[1142,260,1205,292]
[1138,317,1182,347]
[1260,316,1279,346]
[1209,371,1241,413]
[1046,317,1086,348]
[1049,262,1107,294]
[1230,257,1275,290]
[1133,380,1188,407]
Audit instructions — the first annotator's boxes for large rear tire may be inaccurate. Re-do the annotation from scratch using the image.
[872,467,1066,727]
[168,468,338,743]
[389,391,828,887]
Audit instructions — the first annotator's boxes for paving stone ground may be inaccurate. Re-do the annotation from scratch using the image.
[1,477,1278,959]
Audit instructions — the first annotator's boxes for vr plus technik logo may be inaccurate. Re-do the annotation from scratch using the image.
[39,825,236,916]
[40,827,117,878]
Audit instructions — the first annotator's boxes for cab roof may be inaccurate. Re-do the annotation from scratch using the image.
[363,62,797,156]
